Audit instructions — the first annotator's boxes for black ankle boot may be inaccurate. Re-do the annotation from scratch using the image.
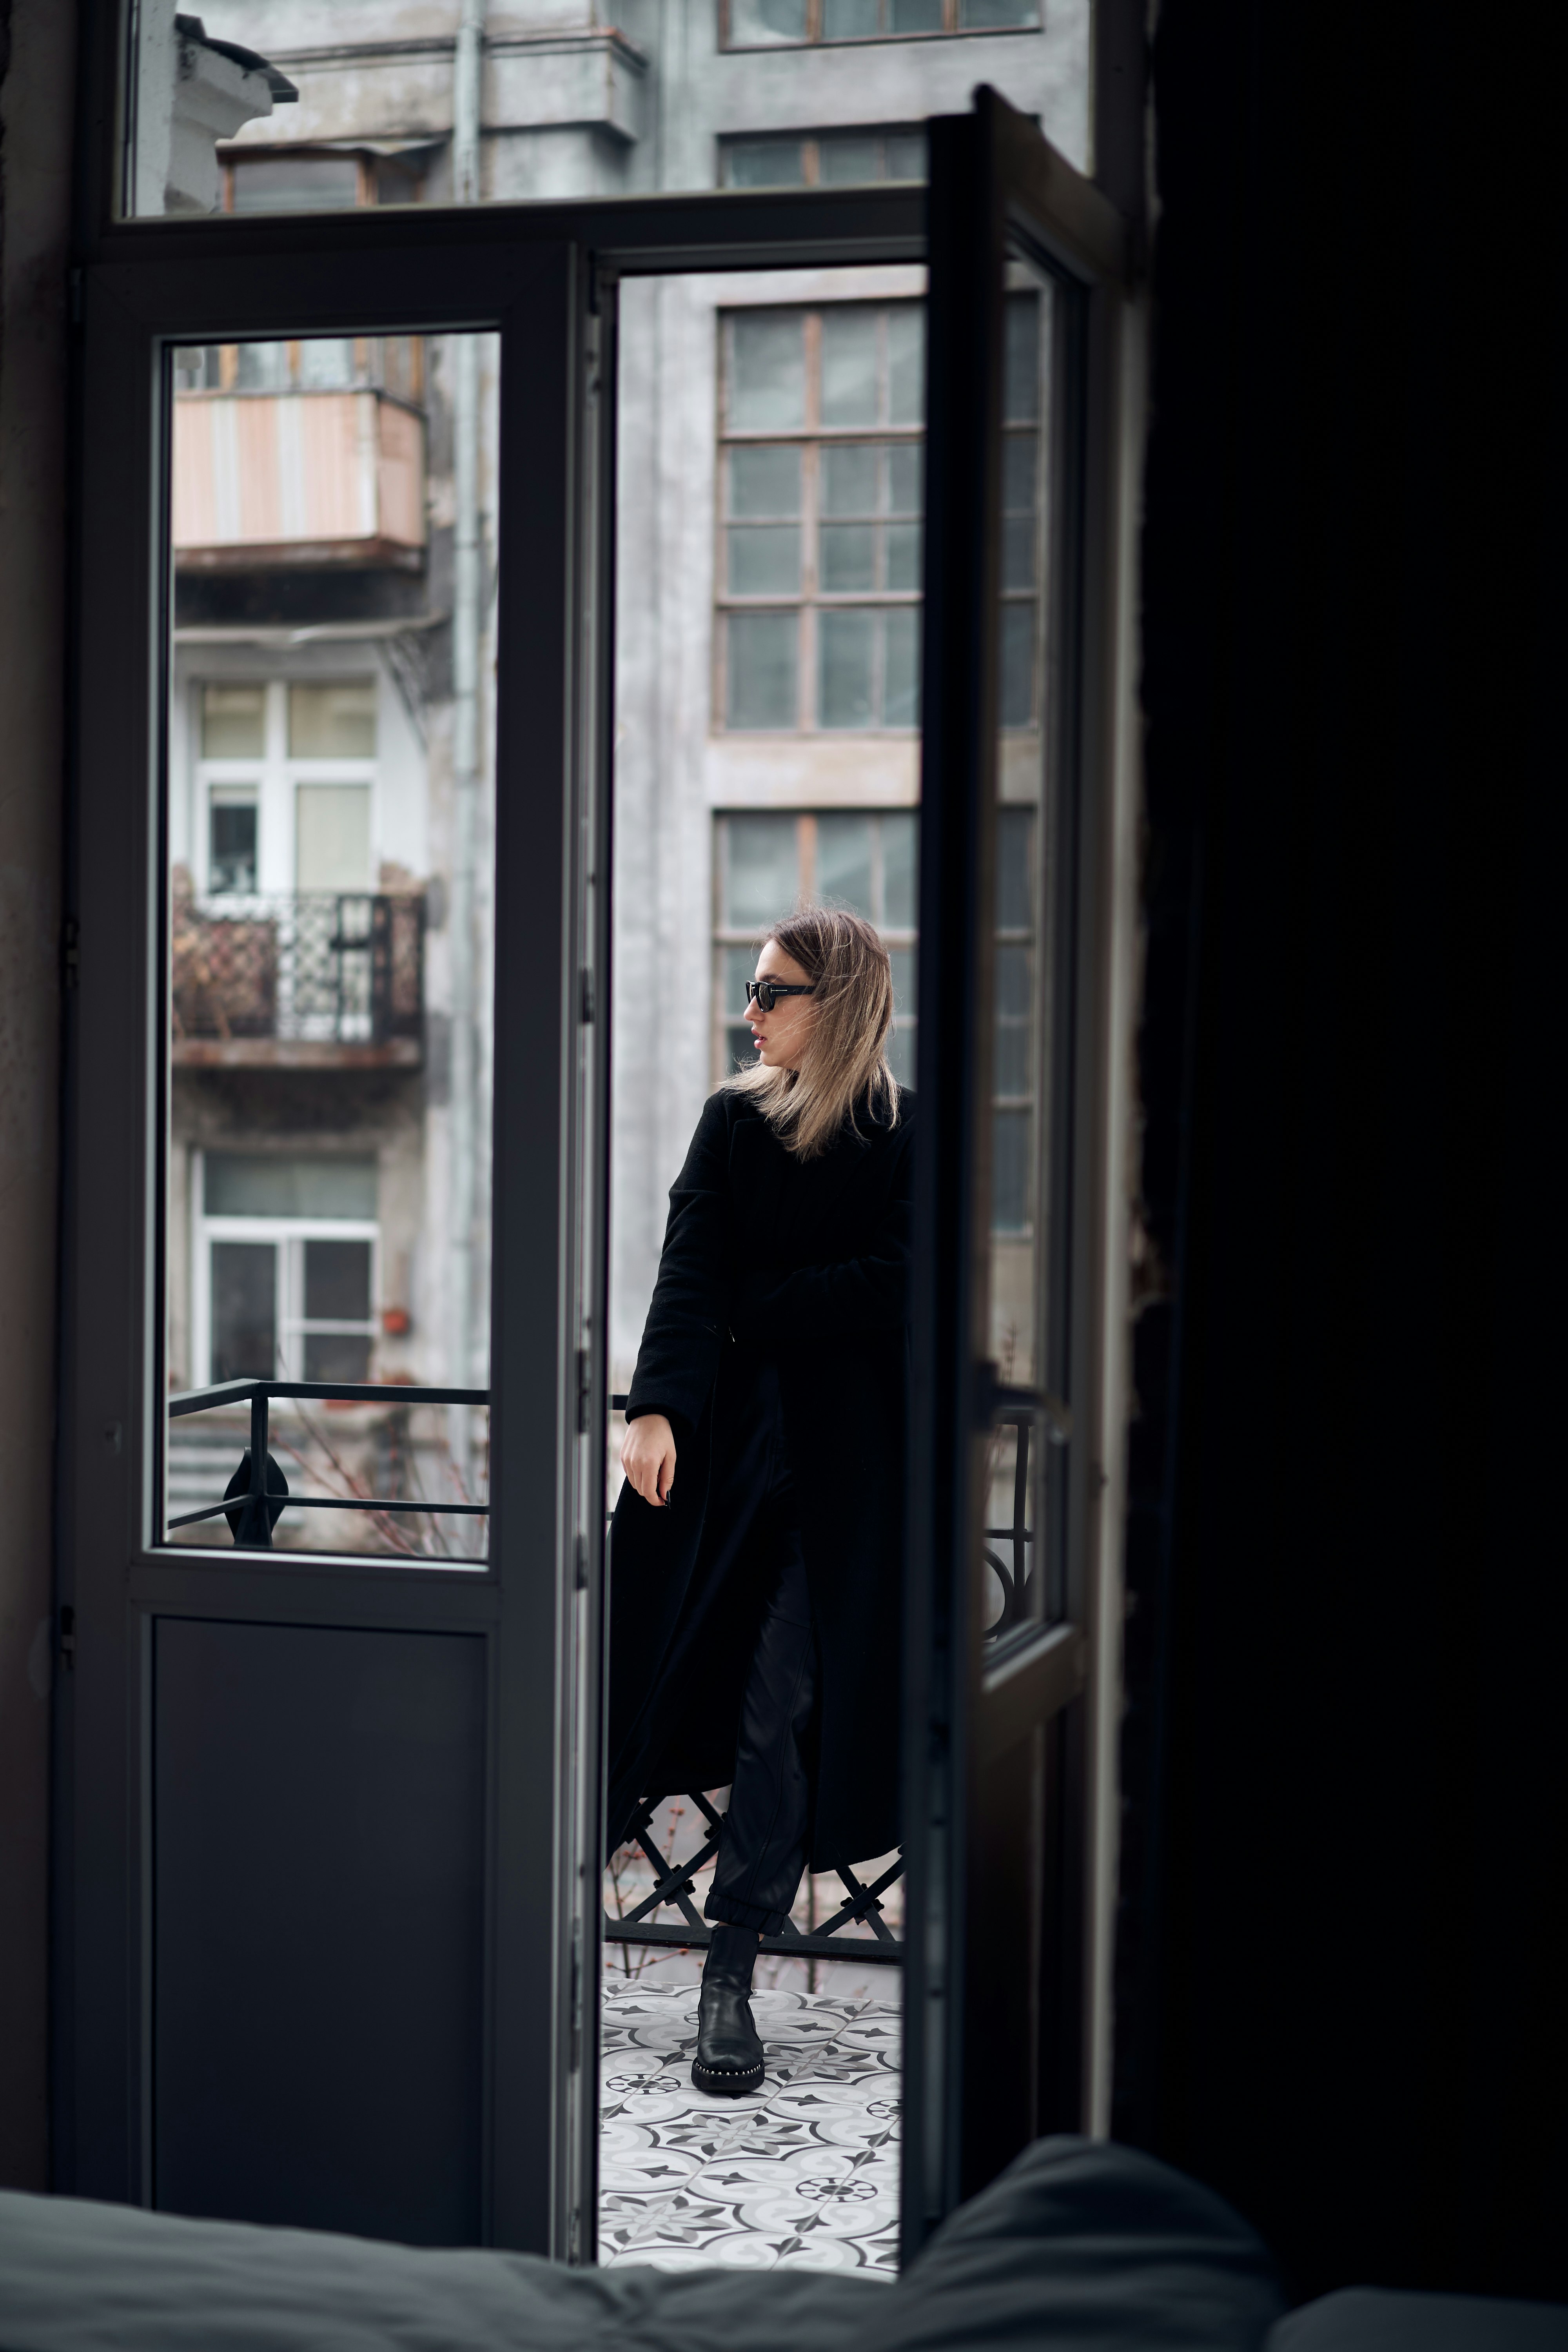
[691,1924,764,2096]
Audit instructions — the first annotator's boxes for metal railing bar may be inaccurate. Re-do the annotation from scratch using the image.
[604,1918,904,1966]
[167,1494,491,1531]
[804,1857,907,1944]
[170,1378,489,1417]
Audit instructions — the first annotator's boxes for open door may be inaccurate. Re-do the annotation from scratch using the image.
[903,90,1141,2245]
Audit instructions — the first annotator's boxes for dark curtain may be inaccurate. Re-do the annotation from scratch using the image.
[1116,0,1568,2303]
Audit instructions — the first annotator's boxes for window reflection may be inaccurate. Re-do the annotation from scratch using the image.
[165,333,497,1561]
[119,1,1086,220]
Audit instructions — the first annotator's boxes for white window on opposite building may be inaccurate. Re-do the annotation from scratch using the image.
[195,1152,379,1387]
[192,678,378,902]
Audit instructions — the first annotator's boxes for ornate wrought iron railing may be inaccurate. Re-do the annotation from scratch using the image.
[170,889,423,1053]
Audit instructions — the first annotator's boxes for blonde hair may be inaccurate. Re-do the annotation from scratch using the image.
[727,905,900,1160]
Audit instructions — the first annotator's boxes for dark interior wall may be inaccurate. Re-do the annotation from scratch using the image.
[0,0,76,2195]
[1115,0,1566,2304]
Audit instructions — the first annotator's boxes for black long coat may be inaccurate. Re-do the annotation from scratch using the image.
[606,1085,914,1871]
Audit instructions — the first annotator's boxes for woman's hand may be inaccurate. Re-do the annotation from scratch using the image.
[621,1412,677,1507]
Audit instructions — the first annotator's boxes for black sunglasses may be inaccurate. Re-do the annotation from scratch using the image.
[745,979,815,1014]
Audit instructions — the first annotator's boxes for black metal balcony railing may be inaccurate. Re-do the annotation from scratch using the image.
[166,1376,488,1543]
[164,1379,1040,1971]
[170,890,423,1061]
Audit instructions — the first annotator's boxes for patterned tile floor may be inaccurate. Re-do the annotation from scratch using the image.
[599,1979,902,2276]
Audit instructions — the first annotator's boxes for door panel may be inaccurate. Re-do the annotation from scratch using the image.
[903,91,1135,2246]
[61,235,604,2255]
[153,1619,486,2237]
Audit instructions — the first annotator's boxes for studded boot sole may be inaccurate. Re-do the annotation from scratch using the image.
[691,1975,765,2096]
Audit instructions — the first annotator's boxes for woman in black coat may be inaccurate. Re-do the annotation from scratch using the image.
[609,905,913,2095]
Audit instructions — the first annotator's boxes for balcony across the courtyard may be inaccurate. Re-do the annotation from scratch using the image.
[171,887,423,1068]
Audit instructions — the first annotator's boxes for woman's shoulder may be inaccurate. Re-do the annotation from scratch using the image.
[692,1085,771,1152]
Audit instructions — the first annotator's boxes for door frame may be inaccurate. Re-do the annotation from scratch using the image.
[54,187,925,2261]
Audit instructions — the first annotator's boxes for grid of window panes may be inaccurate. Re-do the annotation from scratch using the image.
[992,805,1036,1233]
[719,128,926,188]
[714,811,918,1084]
[1000,291,1045,727]
[726,0,1040,43]
[720,305,925,733]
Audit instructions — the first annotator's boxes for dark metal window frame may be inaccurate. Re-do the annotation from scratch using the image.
[64,4,1134,2272]
[58,71,924,2274]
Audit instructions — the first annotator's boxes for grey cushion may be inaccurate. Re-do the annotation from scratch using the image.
[1269,2287,1568,2351]
[854,2136,1285,2352]
[0,2189,880,2352]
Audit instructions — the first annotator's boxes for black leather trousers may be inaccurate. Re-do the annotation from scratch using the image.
[705,1362,818,1938]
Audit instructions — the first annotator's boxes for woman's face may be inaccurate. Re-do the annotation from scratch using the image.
[746,942,817,1072]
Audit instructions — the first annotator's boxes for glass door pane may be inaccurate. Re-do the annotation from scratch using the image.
[164,329,498,1562]
[601,265,923,2276]
[979,267,1073,1652]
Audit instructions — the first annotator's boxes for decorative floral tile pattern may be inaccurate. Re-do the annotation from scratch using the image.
[599,1981,901,2276]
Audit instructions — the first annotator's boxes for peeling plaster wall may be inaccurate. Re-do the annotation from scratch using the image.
[0,0,75,2193]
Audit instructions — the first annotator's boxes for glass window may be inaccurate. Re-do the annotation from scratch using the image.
[289,682,377,759]
[1000,293,1042,727]
[199,1154,380,1390]
[724,0,1040,41]
[295,784,372,891]
[821,312,880,427]
[719,305,926,734]
[730,314,807,432]
[211,1240,277,1382]
[204,1154,377,1220]
[729,0,810,39]
[816,813,875,912]
[726,613,799,730]
[724,813,806,927]
[719,128,927,190]
[724,138,808,189]
[229,153,362,213]
[202,686,266,758]
[235,341,289,394]
[977,258,1074,1651]
[208,794,258,896]
[726,446,802,597]
[712,811,918,1082]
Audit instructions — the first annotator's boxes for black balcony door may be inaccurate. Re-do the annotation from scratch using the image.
[902,93,1139,2244]
[58,235,610,2255]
